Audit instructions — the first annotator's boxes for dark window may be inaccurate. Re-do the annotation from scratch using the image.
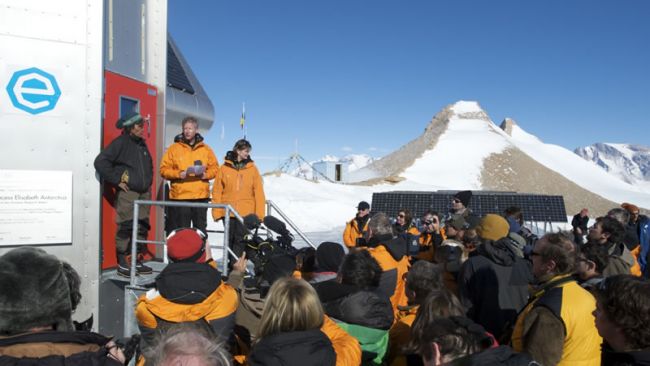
[167,41,196,94]
[119,96,139,118]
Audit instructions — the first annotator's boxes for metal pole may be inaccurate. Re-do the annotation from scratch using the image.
[223,209,230,277]
[267,200,315,248]
[130,202,140,287]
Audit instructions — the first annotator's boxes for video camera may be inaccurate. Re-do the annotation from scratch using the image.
[241,214,296,276]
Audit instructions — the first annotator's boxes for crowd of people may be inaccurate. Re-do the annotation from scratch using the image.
[2,115,649,365]
[2,193,649,365]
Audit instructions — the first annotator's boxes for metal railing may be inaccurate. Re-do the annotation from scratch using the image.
[266,200,316,248]
[123,199,315,338]
[129,200,244,287]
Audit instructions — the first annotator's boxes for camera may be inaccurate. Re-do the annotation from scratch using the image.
[241,215,296,277]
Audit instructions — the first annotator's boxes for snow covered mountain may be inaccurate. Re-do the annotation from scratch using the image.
[261,101,650,234]
[574,143,650,185]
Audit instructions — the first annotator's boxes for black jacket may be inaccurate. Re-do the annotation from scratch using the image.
[459,345,537,366]
[317,282,394,330]
[601,344,650,366]
[249,328,336,366]
[0,331,122,365]
[458,238,532,340]
[94,133,153,193]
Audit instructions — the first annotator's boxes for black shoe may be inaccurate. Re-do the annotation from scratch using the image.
[136,260,153,275]
[117,266,132,278]
[117,254,136,278]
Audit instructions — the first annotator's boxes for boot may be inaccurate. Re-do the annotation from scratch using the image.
[136,253,153,275]
[117,253,133,278]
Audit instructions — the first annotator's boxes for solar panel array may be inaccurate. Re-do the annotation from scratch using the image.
[167,41,196,94]
[371,190,568,222]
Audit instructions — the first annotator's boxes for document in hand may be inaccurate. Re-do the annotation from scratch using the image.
[186,165,205,176]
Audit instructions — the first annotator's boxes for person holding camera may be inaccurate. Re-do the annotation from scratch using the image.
[415,210,444,262]
[160,116,219,235]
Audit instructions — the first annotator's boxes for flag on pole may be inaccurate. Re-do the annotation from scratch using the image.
[240,103,246,130]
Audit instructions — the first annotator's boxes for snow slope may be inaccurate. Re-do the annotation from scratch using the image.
[400,101,509,188]
[508,125,650,208]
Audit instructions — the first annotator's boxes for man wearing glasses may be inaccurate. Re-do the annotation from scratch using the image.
[511,232,601,366]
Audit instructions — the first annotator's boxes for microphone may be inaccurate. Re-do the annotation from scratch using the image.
[243,214,261,231]
[263,215,289,236]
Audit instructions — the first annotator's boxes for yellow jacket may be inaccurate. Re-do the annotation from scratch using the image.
[511,274,601,366]
[160,134,219,200]
[211,153,265,220]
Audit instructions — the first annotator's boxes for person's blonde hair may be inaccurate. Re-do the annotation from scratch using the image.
[257,277,324,339]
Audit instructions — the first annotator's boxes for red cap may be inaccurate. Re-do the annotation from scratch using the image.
[166,228,206,263]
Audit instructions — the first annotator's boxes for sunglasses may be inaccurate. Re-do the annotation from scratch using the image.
[530,250,541,257]
[397,214,405,218]
[452,199,461,203]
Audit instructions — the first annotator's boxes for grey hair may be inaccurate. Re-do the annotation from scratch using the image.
[368,212,393,236]
[182,116,199,128]
[607,208,630,226]
[148,324,231,366]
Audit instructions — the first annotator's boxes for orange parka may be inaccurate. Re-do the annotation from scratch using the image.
[211,152,265,220]
[343,215,369,248]
[160,134,219,200]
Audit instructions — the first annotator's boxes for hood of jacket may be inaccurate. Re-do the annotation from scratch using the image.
[249,328,336,366]
[324,289,394,330]
[173,132,205,147]
[0,331,118,364]
[224,150,254,170]
[476,238,518,266]
[155,262,222,304]
[368,234,407,261]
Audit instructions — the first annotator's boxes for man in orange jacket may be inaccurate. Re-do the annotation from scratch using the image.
[136,228,238,356]
[343,201,371,248]
[364,212,410,316]
[160,116,218,234]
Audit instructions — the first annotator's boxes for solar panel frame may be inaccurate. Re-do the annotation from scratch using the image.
[371,191,567,222]
[167,41,196,95]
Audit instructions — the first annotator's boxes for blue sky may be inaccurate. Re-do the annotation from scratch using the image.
[168,0,649,173]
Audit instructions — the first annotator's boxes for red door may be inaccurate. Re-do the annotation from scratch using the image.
[101,71,158,269]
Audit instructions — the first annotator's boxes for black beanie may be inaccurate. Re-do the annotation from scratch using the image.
[315,242,345,272]
[0,247,74,334]
[262,254,296,286]
[454,190,473,207]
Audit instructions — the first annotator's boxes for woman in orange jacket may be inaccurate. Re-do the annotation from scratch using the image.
[211,139,266,260]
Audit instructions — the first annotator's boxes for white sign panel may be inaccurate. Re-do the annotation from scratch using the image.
[0,170,72,246]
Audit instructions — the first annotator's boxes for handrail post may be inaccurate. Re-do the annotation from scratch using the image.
[130,202,140,287]
[223,208,230,277]
[266,200,315,249]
